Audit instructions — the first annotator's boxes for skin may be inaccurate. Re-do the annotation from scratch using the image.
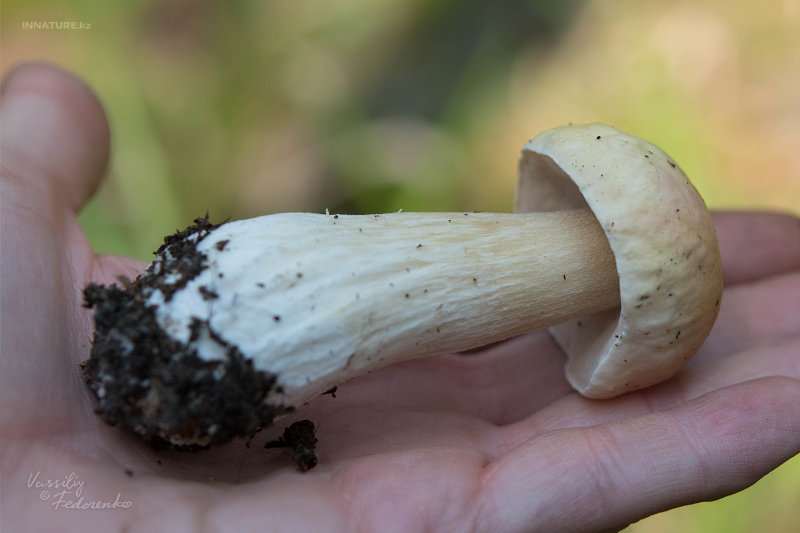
[1,63,800,533]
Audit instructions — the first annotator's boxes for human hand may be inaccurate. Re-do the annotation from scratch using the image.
[1,63,799,533]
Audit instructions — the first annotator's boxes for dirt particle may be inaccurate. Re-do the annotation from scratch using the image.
[198,286,219,301]
[669,161,676,168]
[416,244,423,249]
[264,420,318,473]
[596,136,601,139]
[257,282,265,288]
[215,240,229,251]
[323,387,337,398]
[273,315,281,322]
[151,214,220,302]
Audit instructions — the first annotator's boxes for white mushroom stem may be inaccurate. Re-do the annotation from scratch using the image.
[151,208,620,407]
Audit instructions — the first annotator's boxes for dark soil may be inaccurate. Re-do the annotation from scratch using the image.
[81,216,291,449]
[265,420,318,472]
[151,214,218,302]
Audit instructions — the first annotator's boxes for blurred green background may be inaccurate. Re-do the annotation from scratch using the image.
[2,0,798,529]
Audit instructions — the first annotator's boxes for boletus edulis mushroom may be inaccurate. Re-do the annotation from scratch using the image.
[82,123,723,449]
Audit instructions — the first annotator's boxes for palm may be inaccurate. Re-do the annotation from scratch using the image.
[2,64,799,533]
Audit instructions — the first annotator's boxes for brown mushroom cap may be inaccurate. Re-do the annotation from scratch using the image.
[516,123,723,398]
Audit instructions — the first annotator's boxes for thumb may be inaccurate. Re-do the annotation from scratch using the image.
[1,61,111,215]
[0,63,112,436]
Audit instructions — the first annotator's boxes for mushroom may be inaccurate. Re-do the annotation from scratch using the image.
[82,123,723,448]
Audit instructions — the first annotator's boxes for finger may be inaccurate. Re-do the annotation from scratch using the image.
[678,335,800,398]
[1,62,110,215]
[500,334,800,449]
[475,377,800,533]
[0,63,111,434]
[713,211,800,286]
[693,271,800,362]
